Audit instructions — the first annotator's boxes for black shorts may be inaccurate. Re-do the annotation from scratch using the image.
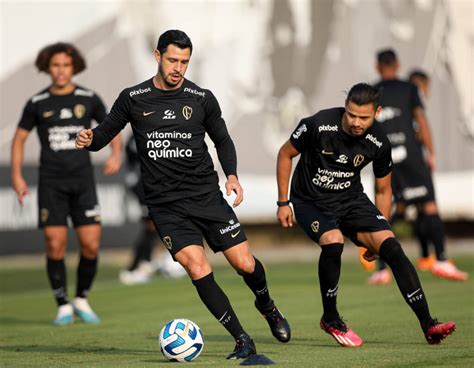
[292,192,391,246]
[148,190,247,257]
[392,161,435,205]
[38,178,101,228]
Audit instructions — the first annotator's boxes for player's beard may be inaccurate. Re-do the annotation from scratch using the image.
[159,66,182,89]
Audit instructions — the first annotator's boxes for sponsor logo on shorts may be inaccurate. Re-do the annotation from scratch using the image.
[74,104,86,119]
[318,124,338,133]
[143,111,155,117]
[163,236,173,250]
[403,186,428,201]
[231,230,241,238]
[40,208,49,223]
[220,221,241,235]
[376,215,386,220]
[311,221,319,233]
[292,124,307,139]
[182,106,193,120]
[129,87,151,97]
[353,154,365,167]
[85,205,101,221]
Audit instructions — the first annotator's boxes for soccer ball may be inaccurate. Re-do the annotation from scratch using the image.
[159,319,204,362]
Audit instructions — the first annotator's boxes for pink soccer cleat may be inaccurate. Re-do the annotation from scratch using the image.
[320,318,363,347]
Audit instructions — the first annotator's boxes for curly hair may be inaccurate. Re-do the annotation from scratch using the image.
[35,42,86,74]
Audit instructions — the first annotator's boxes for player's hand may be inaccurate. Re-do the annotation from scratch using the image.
[362,249,378,262]
[103,154,122,176]
[12,176,30,206]
[277,205,293,228]
[75,129,93,149]
[225,175,243,207]
[426,153,436,172]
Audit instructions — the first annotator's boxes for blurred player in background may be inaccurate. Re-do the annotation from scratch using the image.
[368,49,467,284]
[277,82,456,347]
[76,30,290,359]
[119,134,185,285]
[11,42,122,325]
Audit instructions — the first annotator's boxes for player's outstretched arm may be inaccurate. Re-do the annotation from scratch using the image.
[276,140,299,227]
[11,128,30,206]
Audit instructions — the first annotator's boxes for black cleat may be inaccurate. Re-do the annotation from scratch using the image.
[226,334,257,360]
[255,300,291,343]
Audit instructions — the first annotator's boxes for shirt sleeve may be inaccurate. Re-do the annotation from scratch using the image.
[203,91,237,177]
[17,100,37,131]
[87,90,130,151]
[289,117,315,152]
[373,137,392,178]
[410,83,424,110]
[91,93,108,124]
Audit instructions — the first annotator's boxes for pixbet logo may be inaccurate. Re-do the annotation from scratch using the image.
[129,87,151,97]
[319,125,338,133]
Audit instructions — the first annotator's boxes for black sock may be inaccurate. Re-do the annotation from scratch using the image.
[129,226,157,271]
[192,272,246,339]
[414,214,430,258]
[318,243,343,322]
[241,257,272,308]
[379,238,433,331]
[76,255,98,298]
[424,214,447,261]
[377,211,404,270]
[46,258,68,306]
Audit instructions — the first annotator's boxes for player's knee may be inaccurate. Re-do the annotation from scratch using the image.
[233,256,255,275]
[379,237,405,263]
[319,231,344,245]
[80,240,100,258]
[45,238,66,258]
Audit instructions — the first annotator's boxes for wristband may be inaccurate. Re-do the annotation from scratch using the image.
[276,200,290,207]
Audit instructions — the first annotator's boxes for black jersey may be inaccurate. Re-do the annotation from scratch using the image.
[18,86,107,180]
[289,107,392,205]
[374,79,424,166]
[87,78,237,206]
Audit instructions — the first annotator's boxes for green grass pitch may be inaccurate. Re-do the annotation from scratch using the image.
[1,256,473,367]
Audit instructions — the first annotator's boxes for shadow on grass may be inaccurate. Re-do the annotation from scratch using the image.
[0,345,153,355]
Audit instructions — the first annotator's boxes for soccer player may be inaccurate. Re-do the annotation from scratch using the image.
[76,30,290,359]
[11,42,122,325]
[368,49,468,284]
[119,135,186,285]
[276,83,456,346]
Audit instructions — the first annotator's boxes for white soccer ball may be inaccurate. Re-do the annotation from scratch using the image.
[159,319,204,362]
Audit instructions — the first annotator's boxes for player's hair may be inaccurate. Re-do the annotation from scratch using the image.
[377,48,398,66]
[35,42,86,74]
[346,83,381,108]
[157,30,193,55]
[408,69,429,83]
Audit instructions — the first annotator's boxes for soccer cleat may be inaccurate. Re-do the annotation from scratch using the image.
[72,297,100,324]
[424,320,456,344]
[255,300,291,342]
[431,261,468,281]
[226,334,257,360]
[416,256,436,271]
[358,247,376,272]
[119,261,154,285]
[53,303,74,326]
[368,269,391,285]
[320,317,363,347]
